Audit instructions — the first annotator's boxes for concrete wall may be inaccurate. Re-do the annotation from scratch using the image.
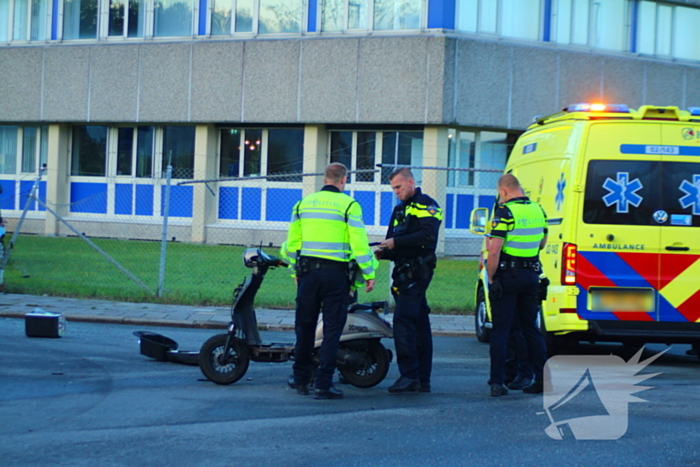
[2,35,700,130]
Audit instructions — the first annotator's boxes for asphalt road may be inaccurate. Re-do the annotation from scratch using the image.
[1,318,699,467]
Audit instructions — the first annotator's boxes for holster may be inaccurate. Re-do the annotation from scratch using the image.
[296,256,310,276]
[347,259,358,285]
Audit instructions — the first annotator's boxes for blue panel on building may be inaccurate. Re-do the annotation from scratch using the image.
[307,0,317,32]
[478,195,496,211]
[266,188,301,222]
[135,185,154,216]
[38,181,47,211]
[242,187,261,221]
[161,185,193,218]
[115,184,133,215]
[19,181,35,211]
[427,0,456,29]
[0,180,16,210]
[354,191,375,226]
[218,187,239,220]
[445,194,454,229]
[198,0,207,35]
[70,182,108,214]
[455,194,474,229]
[380,192,396,226]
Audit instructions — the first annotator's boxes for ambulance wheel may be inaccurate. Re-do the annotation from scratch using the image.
[475,287,491,343]
[199,334,249,385]
[338,341,390,389]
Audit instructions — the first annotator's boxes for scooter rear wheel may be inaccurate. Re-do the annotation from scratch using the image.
[199,334,250,385]
[338,340,390,389]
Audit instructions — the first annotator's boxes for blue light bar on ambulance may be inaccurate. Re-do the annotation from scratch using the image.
[688,107,700,116]
[566,103,630,113]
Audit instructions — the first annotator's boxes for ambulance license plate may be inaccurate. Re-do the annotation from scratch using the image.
[590,288,655,312]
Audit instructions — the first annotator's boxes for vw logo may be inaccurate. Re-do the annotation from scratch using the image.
[653,210,668,224]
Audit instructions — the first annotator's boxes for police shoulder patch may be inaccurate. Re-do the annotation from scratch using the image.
[492,218,500,228]
[427,205,439,215]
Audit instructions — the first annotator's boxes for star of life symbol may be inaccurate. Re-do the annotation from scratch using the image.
[555,173,566,211]
[602,172,643,214]
[540,347,666,440]
[679,174,700,215]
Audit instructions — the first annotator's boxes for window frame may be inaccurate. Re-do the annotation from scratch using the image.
[0,0,53,42]
[58,0,200,41]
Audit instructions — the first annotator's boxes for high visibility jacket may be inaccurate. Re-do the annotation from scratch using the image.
[490,196,547,258]
[284,185,376,281]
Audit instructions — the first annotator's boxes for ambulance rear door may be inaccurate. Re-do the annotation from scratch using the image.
[657,124,700,324]
[576,122,662,323]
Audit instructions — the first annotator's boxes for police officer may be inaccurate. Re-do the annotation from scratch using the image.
[375,168,442,394]
[285,163,376,400]
[487,174,548,396]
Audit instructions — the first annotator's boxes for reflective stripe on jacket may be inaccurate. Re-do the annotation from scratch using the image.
[495,200,546,258]
[285,187,376,281]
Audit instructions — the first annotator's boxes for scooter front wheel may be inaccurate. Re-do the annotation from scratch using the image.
[198,334,250,385]
[338,340,390,389]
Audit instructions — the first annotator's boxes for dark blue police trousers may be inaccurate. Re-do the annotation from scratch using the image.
[392,271,434,382]
[293,266,350,390]
[489,268,547,386]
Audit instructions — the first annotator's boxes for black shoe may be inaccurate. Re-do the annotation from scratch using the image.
[287,375,310,396]
[314,385,344,400]
[523,381,544,394]
[490,384,508,397]
[388,376,420,394]
[419,381,431,393]
[507,376,534,391]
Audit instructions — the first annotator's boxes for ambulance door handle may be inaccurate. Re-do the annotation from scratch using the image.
[665,245,689,251]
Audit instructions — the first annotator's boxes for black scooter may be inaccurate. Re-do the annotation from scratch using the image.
[198,248,393,388]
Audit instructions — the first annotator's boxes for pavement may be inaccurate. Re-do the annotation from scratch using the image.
[0,293,475,337]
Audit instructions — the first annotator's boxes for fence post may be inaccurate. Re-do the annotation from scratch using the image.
[158,165,173,297]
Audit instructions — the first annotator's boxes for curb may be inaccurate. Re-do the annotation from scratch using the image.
[0,312,476,337]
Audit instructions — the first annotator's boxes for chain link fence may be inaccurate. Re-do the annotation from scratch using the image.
[0,165,501,312]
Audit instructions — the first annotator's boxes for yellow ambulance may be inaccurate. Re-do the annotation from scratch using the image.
[471,103,700,356]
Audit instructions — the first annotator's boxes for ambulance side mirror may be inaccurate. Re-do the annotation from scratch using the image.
[469,207,488,235]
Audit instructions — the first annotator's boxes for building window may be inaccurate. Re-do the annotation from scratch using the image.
[60,0,197,40]
[63,0,99,40]
[0,0,51,41]
[219,127,303,180]
[637,1,700,61]
[550,0,628,51]
[380,131,422,184]
[457,0,541,41]
[108,0,147,38]
[447,129,475,187]
[211,0,254,34]
[321,0,419,32]
[0,125,18,174]
[116,126,154,177]
[258,0,302,33]
[374,0,420,30]
[71,125,108,176]
[21,126,48,174]
[322,0,370,31]
[162,126,195,178]
[446,130,516,188]
[154,0,195,36]
[267,129,303,181]
[243,128,262,176]
[329,131,376,182]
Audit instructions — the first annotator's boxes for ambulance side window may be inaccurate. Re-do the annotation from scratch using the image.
[661,161,700,227]
[583,160,661,225]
